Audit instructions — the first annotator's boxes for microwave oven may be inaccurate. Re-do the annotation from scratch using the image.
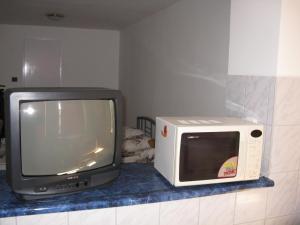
[154,117,263,186]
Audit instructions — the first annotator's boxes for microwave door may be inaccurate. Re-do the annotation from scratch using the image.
[179,132,240,182]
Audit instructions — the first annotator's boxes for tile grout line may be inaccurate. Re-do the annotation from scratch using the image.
[263,187,271,225]
[232,192,237,225]
[114,207,117,225]
[293,170,300,214]
[266,76,276,126]
[158,203,161,225]
[236,218,267,225]
[197,197,201,225]
[265,123,273,176]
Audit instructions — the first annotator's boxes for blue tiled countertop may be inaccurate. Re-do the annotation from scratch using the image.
[0,163,274,218]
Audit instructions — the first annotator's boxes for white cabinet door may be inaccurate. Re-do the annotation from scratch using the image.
[23,38,62,87]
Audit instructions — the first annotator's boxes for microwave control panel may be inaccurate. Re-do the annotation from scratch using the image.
[245,129,263,180]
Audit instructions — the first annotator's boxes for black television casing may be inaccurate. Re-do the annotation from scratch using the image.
[5,88,123,200]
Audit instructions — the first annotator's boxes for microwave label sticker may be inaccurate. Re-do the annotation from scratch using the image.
[218,156,238,178]
[161,125,168,138]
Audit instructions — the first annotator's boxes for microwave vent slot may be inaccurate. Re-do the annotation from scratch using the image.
[208,120,222,124]
[177,119,223,125]
[197,120,210,124]
[189,120,200,124]
[178,120,190,124]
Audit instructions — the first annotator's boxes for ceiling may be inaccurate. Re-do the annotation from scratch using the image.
[0,0,181,30]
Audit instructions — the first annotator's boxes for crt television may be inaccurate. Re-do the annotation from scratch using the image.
[5,88,123,200]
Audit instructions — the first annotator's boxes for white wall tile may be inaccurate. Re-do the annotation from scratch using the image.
[234,189,268,224]
[295,171,300,212]
[69,208,115,225]
[294,212,300,225]
[269,125,300,173]
[244,76,275,125]
[235,220,264,225]
[261,125,272,176]
[160,198,199,225]
[273,77,300,125]
[265,215,297,225]
[266,172,298,217]
[0,217,16,225]
[225,75,246,117]
[266,77,276,126]
[16,212,68,225]
[116,203,159,225]
[225,75,275,125]
[199,193,236,225]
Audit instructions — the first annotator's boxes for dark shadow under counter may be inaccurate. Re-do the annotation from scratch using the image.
[0,163,274,218]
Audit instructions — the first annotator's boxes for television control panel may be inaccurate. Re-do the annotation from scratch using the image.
[34,179,90,193]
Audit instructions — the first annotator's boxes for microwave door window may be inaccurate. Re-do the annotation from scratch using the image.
[179,132,240,182]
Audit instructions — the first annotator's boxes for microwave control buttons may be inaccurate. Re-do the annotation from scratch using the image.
[246,146,261,176]
[251,130,263,138]
[248,144,257,152]
[247,150,260,160]
[247,170,259,178]
[246,161,259,174]
[246,151,261,179]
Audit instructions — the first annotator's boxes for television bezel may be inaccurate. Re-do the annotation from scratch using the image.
[5,87,123,199]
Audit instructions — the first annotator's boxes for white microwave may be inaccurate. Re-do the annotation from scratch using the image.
[154,117,263,186]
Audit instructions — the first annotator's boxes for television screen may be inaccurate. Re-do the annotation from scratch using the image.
[20,100,115,176]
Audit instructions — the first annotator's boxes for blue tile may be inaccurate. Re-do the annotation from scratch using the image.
[0,163,274,218]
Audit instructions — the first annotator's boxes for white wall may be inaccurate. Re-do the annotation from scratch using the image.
[277,0,300,76]
[228,0,282,76]
[119,0,230,126]
[0,24,120,89]
[229,0,300,78]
